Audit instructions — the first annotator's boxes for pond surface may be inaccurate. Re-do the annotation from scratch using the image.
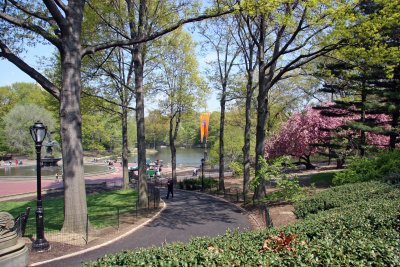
[129,147,208,167]
[0,164,109,178]
[0,147,207,178]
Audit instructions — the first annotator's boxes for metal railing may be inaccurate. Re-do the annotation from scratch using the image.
[14,184,161,248]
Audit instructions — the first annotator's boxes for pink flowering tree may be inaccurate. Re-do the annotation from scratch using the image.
[265,103,390,169]
[365,114,390,147]
[265,105,342,169]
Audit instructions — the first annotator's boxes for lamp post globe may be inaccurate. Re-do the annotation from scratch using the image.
[30,121,50,251]
[30,121,47,144]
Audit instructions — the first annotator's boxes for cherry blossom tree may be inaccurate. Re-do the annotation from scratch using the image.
[365,114,391,147]
[265,103,390,169]
[265,106,340,169]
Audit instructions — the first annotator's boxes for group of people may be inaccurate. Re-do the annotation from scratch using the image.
[0,159,22,167]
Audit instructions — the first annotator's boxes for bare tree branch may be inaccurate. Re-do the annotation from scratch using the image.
[271,41,345,87]
[53,0,67,13]
[8,0,56,25]
[43,0,67,31]
[81,90,136,112]
[0,11,61,48]
[81,8,235,57]
[87,52,136,102]
[86,0,130,39]
[0,40,60,99]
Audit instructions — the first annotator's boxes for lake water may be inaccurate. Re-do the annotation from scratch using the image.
[129,147,207,167]
[0,148,207,177]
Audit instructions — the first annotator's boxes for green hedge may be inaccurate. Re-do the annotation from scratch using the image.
[286,198,400,266]
[178,177,218,190]
[84,182,400,266]
[333,150,400,185]
[293,181,400,218]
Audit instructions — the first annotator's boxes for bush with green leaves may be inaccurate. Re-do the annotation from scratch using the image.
[178,178,198,190]
[253,156,304,202]
[266,177,304,202]
[178,177,218,190]
[84,182,400,266]
[333,150,400,185]
[228,161,244,177]
[294,181,399,218]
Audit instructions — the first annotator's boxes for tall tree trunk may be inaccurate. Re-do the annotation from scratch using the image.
[300,155,315,170]
[134,45,148,208]
[126,0,148,206]
[122,105,129,189]
[254,15,267,200]
[170,109,181,184]
[254,12,282,201]
[388,67,400,149]
[219,84,226,192]
[254,84,268,200]
[243,71,254,198]
[61,2,87,233]
[169,117,177,183]
[336,158,345,169]
[389,111,399,149]
[360,81,367,156]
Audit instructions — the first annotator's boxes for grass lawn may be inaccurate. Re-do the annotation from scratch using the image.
[0,189,138,234]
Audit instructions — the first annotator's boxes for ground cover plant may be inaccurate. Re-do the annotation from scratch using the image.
[84,181,400,266]
[0,189,137,234]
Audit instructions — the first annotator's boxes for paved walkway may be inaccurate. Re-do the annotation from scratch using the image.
[1,164,252,266]
[0,164,123,198]
[33,188,252,266]
[0,163,202,198]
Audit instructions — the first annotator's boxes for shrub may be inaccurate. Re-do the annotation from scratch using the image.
[333,150,400,185]
[178,177,218,190]
[266,177,304,202]
[84,184,400,266]
[178,178,198,190]
[294,181,399,218]
[228,161,243,177]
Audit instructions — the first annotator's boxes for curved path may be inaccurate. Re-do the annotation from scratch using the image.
[35,189,252,267]
[0,164,197,198]
[0,165,122,198]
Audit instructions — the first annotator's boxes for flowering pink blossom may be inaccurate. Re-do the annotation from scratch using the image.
[265,103,390,161]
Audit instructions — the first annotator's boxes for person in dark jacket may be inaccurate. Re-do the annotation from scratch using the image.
[166,179,174,199]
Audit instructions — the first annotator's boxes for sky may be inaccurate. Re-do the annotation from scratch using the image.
[0,43,220,112]
[0,43,51,86]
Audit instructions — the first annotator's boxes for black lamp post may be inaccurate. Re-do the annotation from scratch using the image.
[30,121,50,251]
[201,158,205,191]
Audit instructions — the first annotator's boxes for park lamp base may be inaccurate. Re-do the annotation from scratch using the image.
[32,238,50,252]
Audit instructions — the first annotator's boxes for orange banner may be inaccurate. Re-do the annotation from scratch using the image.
[200,112,211,142]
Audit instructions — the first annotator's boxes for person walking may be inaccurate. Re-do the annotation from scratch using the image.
[166,179,174,199]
